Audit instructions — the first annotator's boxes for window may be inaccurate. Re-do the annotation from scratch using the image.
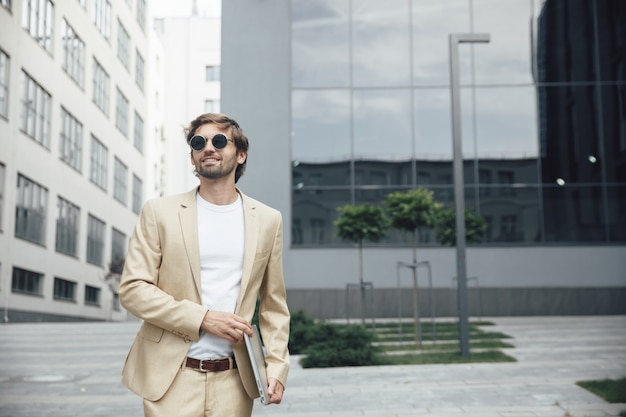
[15,174,48,245]
[61,19,85,87]
[112,293,120,311]
[136,0,146,30]
[115,88,129,136]
[0,163,4,231]
[500,214,519,241]
[117,20,130,69]
[90,135,108,190]
[132,174,142,214]
[20,71,52,147]
[205,65,220,82]
[12,267,43,296]
[310,218,326,244]
[93,0,111,39]
[85,285,101,306]
[21,0,54,52]
[113,157,128,205]
[619,69,626,151]
[53,277,76,302]
[0,49,8,118]
[292,218,302,245]
[111,227,126,271]
[498,171,515,196]
[133,111,144,152]
[56,196,80,256]
[87,214,105,266]
[205,99,220,113]
[135,50,144,92]
[479,169,492,197]
[92,59,110,113]
[60,107,83,171]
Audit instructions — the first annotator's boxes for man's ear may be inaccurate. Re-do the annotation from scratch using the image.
[237,151,247,165]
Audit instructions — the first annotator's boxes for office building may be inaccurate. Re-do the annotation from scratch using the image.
[221,0,626,318]
[153,7,222,196]
[0,0,152,321]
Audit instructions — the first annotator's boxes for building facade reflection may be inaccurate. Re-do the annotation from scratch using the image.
[291,0,625,247]
[538,0,626,242]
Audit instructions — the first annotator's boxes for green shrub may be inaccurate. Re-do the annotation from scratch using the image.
[299,323,383,368]
[287,310,383,368]
[288,309,317,354]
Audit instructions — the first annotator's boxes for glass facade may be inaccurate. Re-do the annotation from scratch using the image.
[291,0,626,247]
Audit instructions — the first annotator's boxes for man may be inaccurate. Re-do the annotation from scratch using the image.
[119,113,290,417]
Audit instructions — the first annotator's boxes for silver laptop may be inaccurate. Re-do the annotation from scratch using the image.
[243,324,269,405]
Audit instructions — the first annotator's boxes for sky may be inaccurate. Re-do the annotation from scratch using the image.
[151,0,221,18]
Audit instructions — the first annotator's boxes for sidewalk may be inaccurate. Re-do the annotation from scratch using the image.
[0,316,624,417]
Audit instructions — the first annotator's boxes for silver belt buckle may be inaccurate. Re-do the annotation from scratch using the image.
[197,359,208,372]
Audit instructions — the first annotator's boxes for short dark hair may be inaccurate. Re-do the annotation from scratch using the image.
[184,113,249,183]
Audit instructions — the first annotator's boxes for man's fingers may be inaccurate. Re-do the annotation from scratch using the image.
[267,378,284,404]
[201,311,253,342]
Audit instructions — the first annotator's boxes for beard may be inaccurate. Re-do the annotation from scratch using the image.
[194,157,238,180]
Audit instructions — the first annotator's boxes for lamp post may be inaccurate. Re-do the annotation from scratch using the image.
[449,33,490,357]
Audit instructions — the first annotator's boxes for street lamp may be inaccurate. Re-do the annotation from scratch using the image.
[449,33,490,357]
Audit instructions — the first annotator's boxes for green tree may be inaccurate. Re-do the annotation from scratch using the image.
[335,204,389,324]
[384,188,442,346]
[433,208,487,246]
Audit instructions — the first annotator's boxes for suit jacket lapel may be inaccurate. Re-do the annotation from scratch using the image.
[237,191,258,311]
[179,188,202,300]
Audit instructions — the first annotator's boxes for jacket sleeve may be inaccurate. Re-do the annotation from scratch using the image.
[258,213,290,387]
[119,199,207,342]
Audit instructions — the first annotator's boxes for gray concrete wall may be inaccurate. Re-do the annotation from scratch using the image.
[220,0,292,220]
[287,287,626,319]
[283,246,626,289]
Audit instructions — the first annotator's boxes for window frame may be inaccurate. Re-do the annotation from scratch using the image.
[89,135,108,190]
[86,214,105,266]
[0,48,9,119]
[15,174,48,245]
[115,87,129,136]
[61,18,85,87]
[20,71,52,148]
[93,0,111,40]
[21,0,54,52]
[92,59,110,114]
[113,157,128,205]
[60,107,83,171]
[53,277,77,302]
[12,267,44,296]
[55,196,80,256]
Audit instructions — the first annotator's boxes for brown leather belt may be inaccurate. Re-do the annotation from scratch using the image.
[185,356,237,372]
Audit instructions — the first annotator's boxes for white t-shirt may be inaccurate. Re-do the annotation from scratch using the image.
[187,193,244,359]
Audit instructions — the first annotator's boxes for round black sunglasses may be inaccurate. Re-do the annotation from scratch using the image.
[189,134,231,151]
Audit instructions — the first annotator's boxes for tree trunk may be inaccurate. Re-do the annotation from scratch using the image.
[359,239,366,325]
[412,230,421,347]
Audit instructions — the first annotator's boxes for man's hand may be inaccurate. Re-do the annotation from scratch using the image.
[267,377,285,404]
[200,311,253,343]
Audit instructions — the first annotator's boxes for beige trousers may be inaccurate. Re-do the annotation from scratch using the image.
[143,365,253,417]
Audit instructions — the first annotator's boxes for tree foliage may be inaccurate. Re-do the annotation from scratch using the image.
[384,188,442,234]
[434,208,487,246]
[335,204,389,244]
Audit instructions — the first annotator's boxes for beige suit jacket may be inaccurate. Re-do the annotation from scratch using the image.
[119,188,290,401]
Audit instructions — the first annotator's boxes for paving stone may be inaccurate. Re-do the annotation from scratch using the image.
[0,316,624,417]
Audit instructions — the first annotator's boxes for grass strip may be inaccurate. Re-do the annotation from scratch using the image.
[380,349,517,365]
[576,377,626,403]
[379,340,514,352]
